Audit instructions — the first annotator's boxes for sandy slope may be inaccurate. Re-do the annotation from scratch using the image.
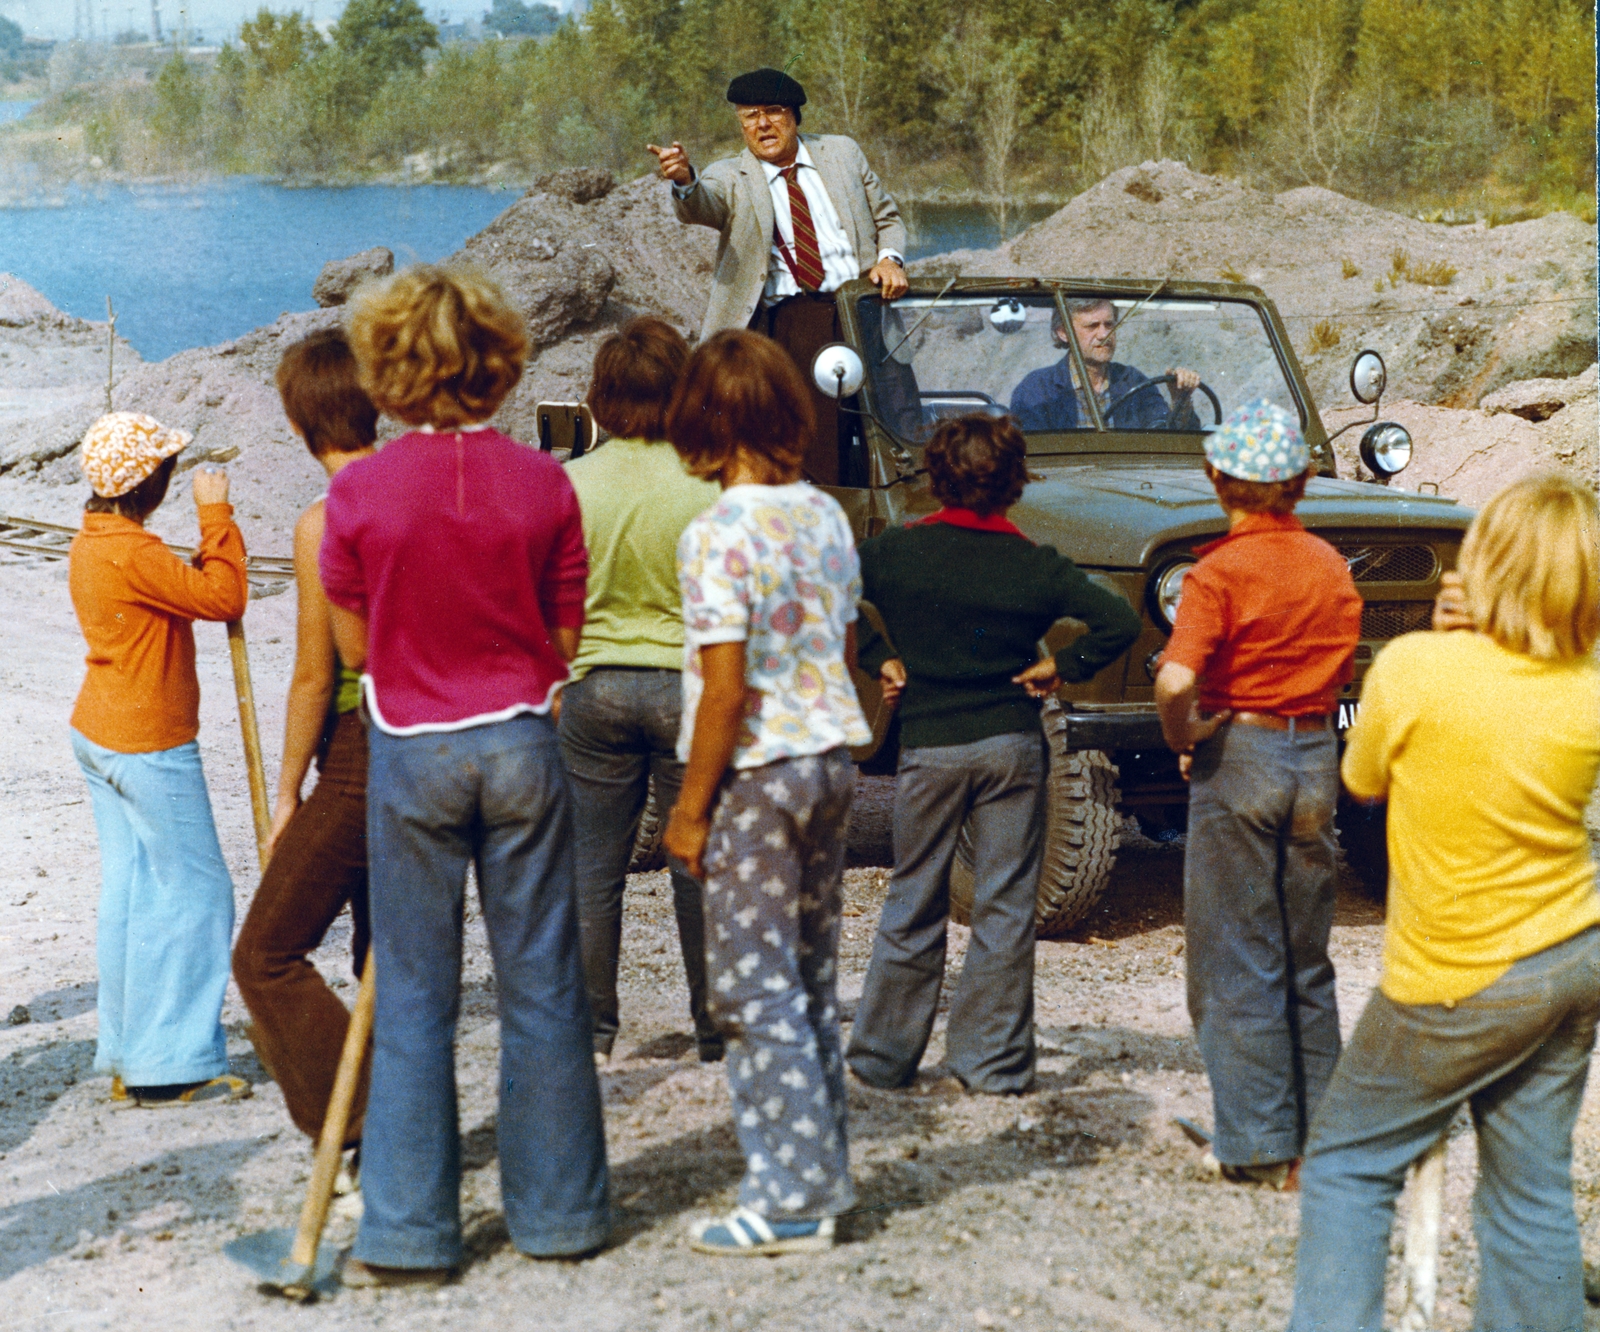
[1,538,1598,1330]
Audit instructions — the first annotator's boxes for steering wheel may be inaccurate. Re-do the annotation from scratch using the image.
[1103,373,1222,429]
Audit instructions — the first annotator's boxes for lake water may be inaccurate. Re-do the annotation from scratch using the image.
[0,101,37,123]
[0,176,1051,360]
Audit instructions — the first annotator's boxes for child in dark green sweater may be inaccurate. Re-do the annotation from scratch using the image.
[846,414,1140,1092]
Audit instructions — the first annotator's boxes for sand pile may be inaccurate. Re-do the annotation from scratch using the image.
[0,274,142,481]
[1,162,1592,553]
[0,169,715,553]
[918,160,1597,412]
[1323,364,1598,507]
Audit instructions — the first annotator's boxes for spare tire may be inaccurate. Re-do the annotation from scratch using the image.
[628,775,668,873]
[949,699,1122,937]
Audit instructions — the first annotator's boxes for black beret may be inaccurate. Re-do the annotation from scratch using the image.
[726,67,807,109]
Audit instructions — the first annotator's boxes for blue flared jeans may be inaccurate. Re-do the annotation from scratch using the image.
[71,730,234,1088]
[353,714,611,1269]
[1290,925,1600,1332]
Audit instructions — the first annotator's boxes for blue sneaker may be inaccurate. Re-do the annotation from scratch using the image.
[689,1206,835,1256]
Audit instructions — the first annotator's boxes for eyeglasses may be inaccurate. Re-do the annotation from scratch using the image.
[736,106,791,127]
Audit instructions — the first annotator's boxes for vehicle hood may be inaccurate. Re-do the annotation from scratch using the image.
[1008,463,1474,569]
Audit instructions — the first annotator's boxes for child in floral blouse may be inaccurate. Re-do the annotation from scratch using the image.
[662,329,871,1256]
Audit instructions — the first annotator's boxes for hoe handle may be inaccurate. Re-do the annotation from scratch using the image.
[286,954,376,1281]
[226,620,271,867]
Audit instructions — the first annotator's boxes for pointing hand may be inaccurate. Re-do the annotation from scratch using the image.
[646,142,693,186]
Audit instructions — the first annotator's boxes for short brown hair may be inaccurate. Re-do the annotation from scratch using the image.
[276,329,378,457]
[1205,461,1309,516]
[346,264,528,429]
[84,454,176,520]
[586,317,689,440]
[1458,472,1599,661]
[666,330,814,480]
[925,414,1029,515]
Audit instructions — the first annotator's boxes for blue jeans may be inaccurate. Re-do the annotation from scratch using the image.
[71,730,233,1087]
[1185,719,1341,1165]
[1291,925,1600,1332]
[557,667,718,1058]
[848,731,1045,1093]
[354,715,611,1268]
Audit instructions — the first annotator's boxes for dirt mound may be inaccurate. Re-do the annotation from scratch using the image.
[915,160,1597,411]
[1323,365,1598,508]
[0,275,142,485]
[3,162,1587,550]
[0,173,715,551]
[460,172,717,442]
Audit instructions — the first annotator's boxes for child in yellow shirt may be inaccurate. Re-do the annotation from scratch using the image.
[1290,473,1600,1332]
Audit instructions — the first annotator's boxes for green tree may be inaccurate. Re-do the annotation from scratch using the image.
[152,53,205,154]
[332,0,439,80]
[239,8,324,77]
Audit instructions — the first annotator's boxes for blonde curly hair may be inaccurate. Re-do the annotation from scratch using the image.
[346,264,527,429]
[1458,472,1599,662]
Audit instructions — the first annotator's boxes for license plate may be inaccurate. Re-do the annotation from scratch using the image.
[1336,700,1361,736]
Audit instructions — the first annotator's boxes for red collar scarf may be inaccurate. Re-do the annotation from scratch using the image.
[914,507,1031,541]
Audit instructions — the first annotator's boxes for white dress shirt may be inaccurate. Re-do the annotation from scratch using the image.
[676,140,903,306]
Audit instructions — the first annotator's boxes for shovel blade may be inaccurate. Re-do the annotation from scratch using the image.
[224,1227,341,1300]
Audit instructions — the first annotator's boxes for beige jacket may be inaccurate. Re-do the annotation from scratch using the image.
[673,134,908,337]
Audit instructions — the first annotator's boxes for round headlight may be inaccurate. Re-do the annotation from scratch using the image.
[1149,558,1195,630]
[1359,422,1412,477]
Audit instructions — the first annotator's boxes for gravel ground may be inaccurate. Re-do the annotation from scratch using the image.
[3,554,1600,1332]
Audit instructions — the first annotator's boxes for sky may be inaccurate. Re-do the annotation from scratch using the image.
[4,0,579,41]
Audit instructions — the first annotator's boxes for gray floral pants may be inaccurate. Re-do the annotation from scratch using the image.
[703,748,856,1220]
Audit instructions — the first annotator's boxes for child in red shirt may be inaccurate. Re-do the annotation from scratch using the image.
[1155,400,1362,1187]
[320,265,607,1283]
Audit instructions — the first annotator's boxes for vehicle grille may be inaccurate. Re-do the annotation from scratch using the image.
[1361,601,1433,641]
[1335,543,1439,583]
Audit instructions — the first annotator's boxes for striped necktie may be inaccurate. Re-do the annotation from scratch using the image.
[779,165,826,292]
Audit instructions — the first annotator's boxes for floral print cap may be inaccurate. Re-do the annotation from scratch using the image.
[1203,400,1308,483]
[80,412,192,498]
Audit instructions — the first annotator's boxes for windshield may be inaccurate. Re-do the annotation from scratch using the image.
[856,292,1301,450]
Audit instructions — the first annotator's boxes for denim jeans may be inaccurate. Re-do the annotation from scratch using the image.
[557,667,718,1058]
[847,730,1045,1094]
[1291,925,1600,1332]
[71,730,233,1087]
[1185,719,1341,1165]
[354,715,611,1268]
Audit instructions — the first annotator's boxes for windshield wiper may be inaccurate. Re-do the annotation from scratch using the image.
[879,275,959,364]
[1112,276,1168,335]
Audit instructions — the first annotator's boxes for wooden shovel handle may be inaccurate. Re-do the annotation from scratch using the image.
[226,620,271,867]
[288,954,376,1272]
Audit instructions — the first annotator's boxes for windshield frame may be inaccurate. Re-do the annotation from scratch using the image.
[842,277,1312,461]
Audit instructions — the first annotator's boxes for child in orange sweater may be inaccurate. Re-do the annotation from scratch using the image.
[69,412,251,1108]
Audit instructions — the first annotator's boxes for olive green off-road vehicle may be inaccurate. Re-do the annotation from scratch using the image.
[804,276,1470,934]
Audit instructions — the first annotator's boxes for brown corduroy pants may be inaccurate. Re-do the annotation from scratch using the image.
[233,709,371,1146]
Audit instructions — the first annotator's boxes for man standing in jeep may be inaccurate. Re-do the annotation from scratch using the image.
[646,67,908,484]
[1010,298,1202,432]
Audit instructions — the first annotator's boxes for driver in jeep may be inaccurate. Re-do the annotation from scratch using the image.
[1009,298,1201,432]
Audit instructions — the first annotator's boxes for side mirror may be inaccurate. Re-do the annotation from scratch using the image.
[812,343,865,399]
[1359,422,1412,482]
[989,299,1027,333]
[1349,350,1387,405]
[535,401,597,459]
